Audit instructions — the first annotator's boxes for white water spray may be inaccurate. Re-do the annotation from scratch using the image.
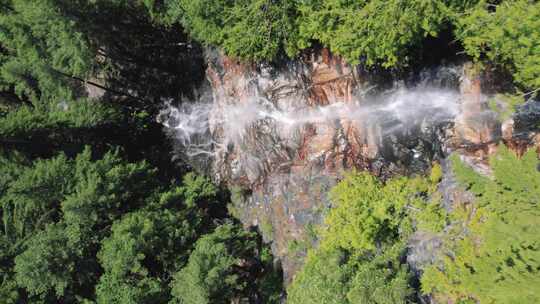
[158,84,461,162]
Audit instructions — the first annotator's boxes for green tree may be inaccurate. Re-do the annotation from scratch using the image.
[1,147,157,242]
[0,0,93,104]
[1,153,74,239]
[346,243,412,304]
[170,222,282,304]
[295,0,469,66]
[323,172,429,251]
[96,211,181,304]
[456,0,540,90]
[159,0,487,67]
[0,144,280,302]
[288,171,437,304]
[95,173,222,304]
[422,146,540,303]
[287,247,353,304]
[178,0,298,61]
[0,148,159,301]
[14,223,86,301]
[61,147,159,242]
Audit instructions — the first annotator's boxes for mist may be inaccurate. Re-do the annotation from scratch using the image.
[158,82,461,164]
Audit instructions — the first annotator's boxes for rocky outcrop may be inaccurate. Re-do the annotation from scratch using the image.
[205,50,447,279]
[449,63,540,173]
[406,64,540,295]
[205,50,361,278]
[508,100,540,154]
[163,48,540,282]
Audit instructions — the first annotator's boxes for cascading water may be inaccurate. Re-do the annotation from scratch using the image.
[158,57,498,280]
[158,84,461,170]
[156,49,540,283]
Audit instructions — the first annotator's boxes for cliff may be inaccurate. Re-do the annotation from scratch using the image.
[160,49,540,282]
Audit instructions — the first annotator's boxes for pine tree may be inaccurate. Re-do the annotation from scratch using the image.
[457,0,540,90]
[422,146,540,303]
[170,222,282,304]
[288,171,436,304]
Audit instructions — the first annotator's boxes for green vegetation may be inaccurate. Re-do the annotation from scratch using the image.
[149,0,540,92]
[170,223,282,304]
[287,171,442,304]
[178,0,298,61]
[260,217,274,239]
[1,0,539,303]
[0,0,93,104]
[0,148,282,303]
[321,173,430,251]
[457,0,540,90]
[294,0,467,67]
[488,93,526,121]
[288,240,414,304]
[156,0,474,66]
[422,147,540,303]
[0,1,281,303]
[289,148,540,303]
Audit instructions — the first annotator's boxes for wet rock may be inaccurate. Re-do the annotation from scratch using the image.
[203,49,466,280]
[407,232,443,273]
[454,63,500,146]
[514,100,540,133]
[437,157,475,212]
[170,49,540,281]
[501,100,540,156]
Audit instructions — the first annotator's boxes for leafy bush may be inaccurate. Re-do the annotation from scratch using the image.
[179,0,298,61]
[422,147,540,303]
[288,171,441,304]
[457,0,540,90]
[322,172,429,251]
[295,0,465,66]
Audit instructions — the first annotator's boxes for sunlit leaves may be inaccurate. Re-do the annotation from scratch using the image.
[288,171,435,304]
[296,0,463,66]
[422,146,540,303]
[179,0,298,61]
[457,0,540,89]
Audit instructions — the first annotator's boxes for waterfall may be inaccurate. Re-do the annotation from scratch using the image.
[158,83,461,165]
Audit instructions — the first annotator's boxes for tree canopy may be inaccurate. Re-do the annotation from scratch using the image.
[1,0,539,303]
[0,147,282,303]
[149,0,540,92]
[456,0,540,90]
[422,147,540,303]
[0,1,282,303]
[287,171,440,304]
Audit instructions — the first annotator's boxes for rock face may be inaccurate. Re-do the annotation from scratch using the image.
[205,51,361,278]
[162,48,540,282]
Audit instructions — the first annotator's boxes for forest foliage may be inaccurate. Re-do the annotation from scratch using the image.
[287,171,443,304]
[1,0,539,303]
[149,0,540,92]
[287,147,540,303]
[456,0,540,89]
[421,147,540,303]
[0,0,282,303]
[0,147,282,303]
